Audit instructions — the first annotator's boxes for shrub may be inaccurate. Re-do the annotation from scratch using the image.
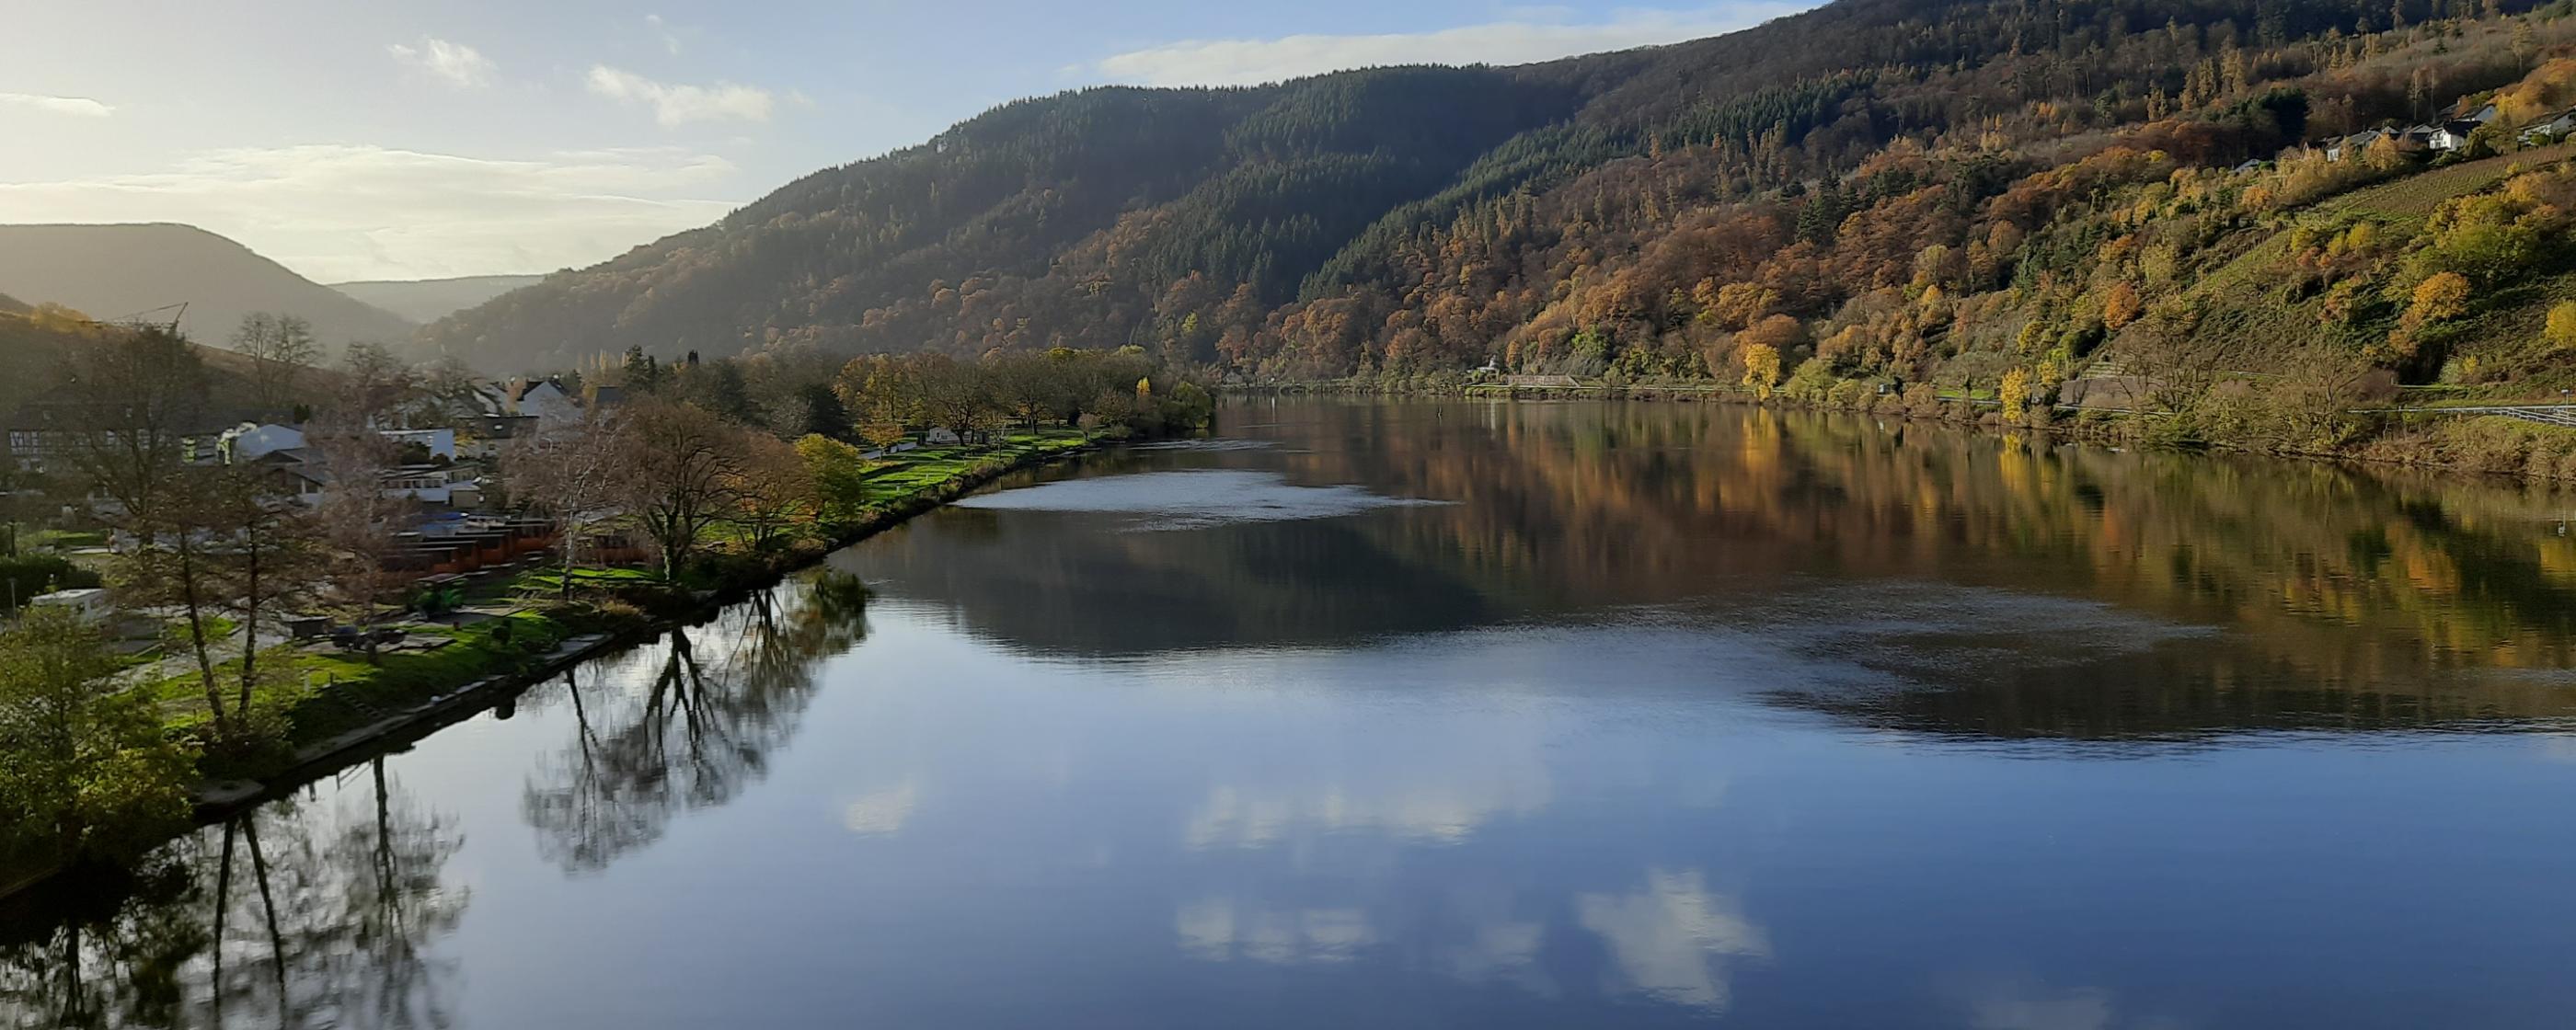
[0,555,101,612]
[2545,302,2576,351]
[1741,344,1783,399]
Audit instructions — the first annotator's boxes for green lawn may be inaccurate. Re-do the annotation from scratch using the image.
[144,428,1101,752]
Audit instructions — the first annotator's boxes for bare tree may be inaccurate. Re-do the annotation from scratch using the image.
[113,468,235,737]
[61,326,209,526]
[205,465,323,728]
[617,398,742,580]
[310,422,419,621]
[58,329,243,735]
[503,412,628,600]
[403,357,487,429]
[2121,303,2236,418]
[727,431,815,550]
[339,343,420,427]
[231,313,318,414]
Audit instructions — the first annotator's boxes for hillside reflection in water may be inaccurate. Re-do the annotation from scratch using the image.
[10,398,2576,1029]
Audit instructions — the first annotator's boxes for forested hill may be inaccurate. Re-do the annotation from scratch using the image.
[429,0,2576,412]
[0,223,418,349]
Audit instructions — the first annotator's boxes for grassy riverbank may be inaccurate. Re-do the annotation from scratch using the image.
[180,429,1096,757]
[0,429,1100,900]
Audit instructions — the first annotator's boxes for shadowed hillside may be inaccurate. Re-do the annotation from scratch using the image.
[0,303,340,428]
[0,223,417,350]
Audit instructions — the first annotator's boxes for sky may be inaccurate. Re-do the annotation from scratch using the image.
[0,1,1808,283]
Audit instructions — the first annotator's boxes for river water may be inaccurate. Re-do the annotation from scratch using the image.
[9,398,2576,1028]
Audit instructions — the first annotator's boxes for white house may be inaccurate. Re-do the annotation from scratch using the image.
[2523,109,2576,144]
[380,428,457,460]
[471,378,586,439]
[2428,120,2482,154]
[515,380,582,426]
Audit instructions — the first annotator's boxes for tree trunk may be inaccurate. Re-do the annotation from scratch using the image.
[561,521,582,601]
[237,527,262,727]
[176,535,229,738]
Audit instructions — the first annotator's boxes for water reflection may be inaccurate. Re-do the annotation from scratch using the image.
[953,469,1443,529]
[523,574,870,873]
[859,399,2576,738]
[11,400,2576,1027]
[1574,870,1771,1013]
[1174,899,1376,964]
[0,761,465,1029]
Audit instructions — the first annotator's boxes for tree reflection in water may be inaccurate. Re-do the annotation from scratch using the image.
[0,759,465,1029]
[523,573,872,874]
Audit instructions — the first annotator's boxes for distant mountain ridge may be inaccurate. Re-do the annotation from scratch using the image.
[329,274,546,324]
[0,223,416,349]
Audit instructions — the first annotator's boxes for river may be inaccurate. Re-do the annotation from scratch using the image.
[9,398,2576,1028]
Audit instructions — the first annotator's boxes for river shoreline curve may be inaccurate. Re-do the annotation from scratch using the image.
[0,433,1110,904]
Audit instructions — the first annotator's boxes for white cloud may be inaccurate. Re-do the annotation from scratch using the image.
[587,65,774,127]
[0,143,740,281]
[646,14,684,55]
[0,92,114,118]
[387,37,498,89]
[1093,4,1809,87]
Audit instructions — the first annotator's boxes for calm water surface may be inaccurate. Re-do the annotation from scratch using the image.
[11,399,2576,1028]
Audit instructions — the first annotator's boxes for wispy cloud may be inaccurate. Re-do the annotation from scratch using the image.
[586,65,774,127]
[0,144,739,280]
[646,14,684,55]
[0,92,114,118]
[1093,5,1806,86]
[387,37,498,89]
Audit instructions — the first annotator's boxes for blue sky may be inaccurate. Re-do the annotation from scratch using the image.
[0,1,1807,281]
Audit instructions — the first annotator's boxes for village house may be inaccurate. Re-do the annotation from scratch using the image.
[4,399,252,474]
[2323,127,2386,162]
[473,377,585,427]
[2523,108,2576,145]
[2428,120,2483,154]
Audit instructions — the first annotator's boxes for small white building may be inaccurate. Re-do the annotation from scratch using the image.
[29,588,111,624]
[382,465,457,505]
[380,428,458,460]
